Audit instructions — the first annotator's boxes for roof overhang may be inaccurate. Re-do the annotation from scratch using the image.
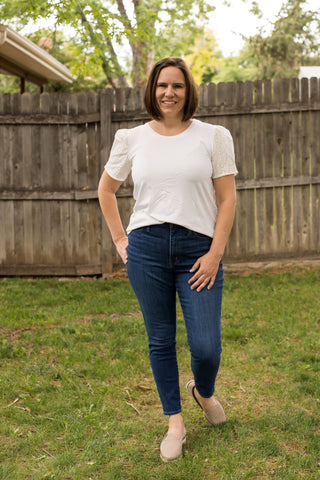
[0,24,73,85]
[298,66,320,79]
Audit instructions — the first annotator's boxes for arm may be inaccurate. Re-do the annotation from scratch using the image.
[189,174,236,292]
[98,170,128,264]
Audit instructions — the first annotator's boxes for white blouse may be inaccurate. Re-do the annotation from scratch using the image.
[105,119,238,238]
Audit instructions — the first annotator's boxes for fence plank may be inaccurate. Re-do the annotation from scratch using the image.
[242,81,255,256]
[99,90,113,275]
[207,83,216,107]
[273,79,285,252]
[20,97,35,264]
[312,184,320,253]
[310,80,320,252]
[228,81,245,257]
[301,79,312,252]
[21,94,33,189]
[0,96,5,189]
[0,201,5,263]
[3,201,15,264]
[254,80,266,254]
[281,79,293,254]
[87,91,99,187]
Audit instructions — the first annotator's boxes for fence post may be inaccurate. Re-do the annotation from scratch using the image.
[99,89,114,276]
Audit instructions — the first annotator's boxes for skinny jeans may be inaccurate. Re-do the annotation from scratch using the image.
[126,223,223,415]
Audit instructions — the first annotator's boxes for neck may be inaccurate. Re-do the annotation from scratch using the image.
[150,117,192,136]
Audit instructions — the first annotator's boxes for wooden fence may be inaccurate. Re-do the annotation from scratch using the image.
[0,78,319,276]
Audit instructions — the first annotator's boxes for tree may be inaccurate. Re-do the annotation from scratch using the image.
[0,0,215,88]
[29,29,110,92]
[212,0,320,83]
[212,55,256,84]
[240,0,320,80]
[184,30,223,84]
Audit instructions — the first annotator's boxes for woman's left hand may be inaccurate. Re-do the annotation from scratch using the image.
[188,252,221,292]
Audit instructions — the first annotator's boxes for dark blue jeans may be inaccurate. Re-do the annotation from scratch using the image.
[127,223,223,415]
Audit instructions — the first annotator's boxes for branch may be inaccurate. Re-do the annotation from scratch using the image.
[106,38,129,87]
[74,0,129,87]
[116,0,132,30]
[115,0,135,52]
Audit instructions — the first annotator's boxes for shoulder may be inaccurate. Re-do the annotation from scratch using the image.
[212,126,234,151]
[113,124,148,144]
[128,123,149,136]
[192,119,232,138]
[114,123,147,138]
[116,123,148,144]
[190,121,233,154]
[212,125,233,139]
[114,128,128,139]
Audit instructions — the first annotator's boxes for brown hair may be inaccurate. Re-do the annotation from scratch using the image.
[144,57,199,121]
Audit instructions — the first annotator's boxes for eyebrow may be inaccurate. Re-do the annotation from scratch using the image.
[157,82,185,86]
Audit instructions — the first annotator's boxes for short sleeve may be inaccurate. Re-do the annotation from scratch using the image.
[104,129,131,181]
[211,126,238,179]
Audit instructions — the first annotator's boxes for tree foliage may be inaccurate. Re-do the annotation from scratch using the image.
[240,0,320,80]
[210,0,320,84]
[2,0,319,90]
[0,0,215,88]
[184,30,223,84]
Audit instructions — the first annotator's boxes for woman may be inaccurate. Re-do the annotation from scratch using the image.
[98,57,237,461]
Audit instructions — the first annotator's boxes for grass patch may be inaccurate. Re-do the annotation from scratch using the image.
[0,270,319,479]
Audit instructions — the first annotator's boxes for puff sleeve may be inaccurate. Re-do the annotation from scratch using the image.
[211,126,238,179]
[104,129,131,181]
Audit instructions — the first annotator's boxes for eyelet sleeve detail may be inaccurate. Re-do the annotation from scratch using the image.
[211,126,238,179]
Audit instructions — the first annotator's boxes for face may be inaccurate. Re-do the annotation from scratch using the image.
[155,66,187,120]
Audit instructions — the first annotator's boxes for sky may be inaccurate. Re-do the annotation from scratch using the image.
[209,0,319,57]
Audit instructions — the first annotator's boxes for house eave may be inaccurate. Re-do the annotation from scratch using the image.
[0,24,73,85]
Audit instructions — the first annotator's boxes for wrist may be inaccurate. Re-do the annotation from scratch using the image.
[209,244,224,260]
[113,233,127,245]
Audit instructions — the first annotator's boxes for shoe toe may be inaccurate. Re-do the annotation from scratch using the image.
[160,431,186,461]
[204,398,226,425]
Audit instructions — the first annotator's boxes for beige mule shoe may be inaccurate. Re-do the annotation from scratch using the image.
[186,379,226,425]
[160,429,186,461]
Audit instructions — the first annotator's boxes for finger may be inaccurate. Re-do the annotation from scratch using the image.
[118,247,128,265]
[207,277,215,290]
[189,259,200,273]
[188,271,204,285]
[189,267,212,285]
[190,275,208,290]
[196,279,209,292]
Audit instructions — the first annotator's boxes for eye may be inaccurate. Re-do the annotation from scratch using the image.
[157,83,167,88]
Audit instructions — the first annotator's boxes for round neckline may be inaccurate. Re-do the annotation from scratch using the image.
[147,119,195,138]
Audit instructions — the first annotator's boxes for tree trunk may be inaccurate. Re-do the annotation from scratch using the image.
[132,40,154,87]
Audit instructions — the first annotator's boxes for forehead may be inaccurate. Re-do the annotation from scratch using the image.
[157,66,186,84]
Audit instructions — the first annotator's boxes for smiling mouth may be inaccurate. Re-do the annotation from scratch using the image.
[162,101,177,104]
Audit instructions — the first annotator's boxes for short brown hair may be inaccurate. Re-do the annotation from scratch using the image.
[144,57,199,121]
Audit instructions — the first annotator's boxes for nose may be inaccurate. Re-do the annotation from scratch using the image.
[164,85,174,97]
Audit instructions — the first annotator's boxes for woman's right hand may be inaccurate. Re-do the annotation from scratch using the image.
[115,236,129,264]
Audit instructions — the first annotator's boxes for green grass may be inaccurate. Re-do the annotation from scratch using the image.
[0,270,319,480]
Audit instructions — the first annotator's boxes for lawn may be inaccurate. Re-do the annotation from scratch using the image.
[0,269,319,479]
